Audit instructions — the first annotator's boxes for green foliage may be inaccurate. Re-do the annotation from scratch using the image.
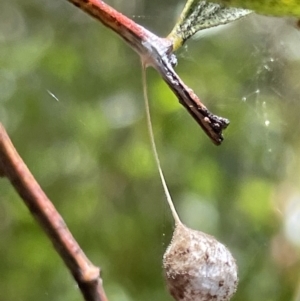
[0,1,300,301]
[212,0,300,16]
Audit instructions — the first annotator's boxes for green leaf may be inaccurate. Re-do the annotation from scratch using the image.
[168,0,252,50]
[211,0,300,17]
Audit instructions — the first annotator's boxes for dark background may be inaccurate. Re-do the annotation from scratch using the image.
[1,1,300,300]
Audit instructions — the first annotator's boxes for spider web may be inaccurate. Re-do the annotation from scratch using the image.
[131,7,300,300]
[127,6,300,299]
[141,11,300,301]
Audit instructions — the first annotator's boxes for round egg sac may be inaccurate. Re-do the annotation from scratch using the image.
[163,223,238,301]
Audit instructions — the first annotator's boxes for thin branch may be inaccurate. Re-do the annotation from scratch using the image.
[67,0,229,145]
[0,123,108,301]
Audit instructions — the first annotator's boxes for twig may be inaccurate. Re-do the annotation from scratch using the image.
[67,0,229,145]
[0,123,108,301]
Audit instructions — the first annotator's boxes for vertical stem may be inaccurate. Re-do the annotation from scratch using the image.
[0,123,108,301]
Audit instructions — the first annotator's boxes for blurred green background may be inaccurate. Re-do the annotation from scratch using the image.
[1,1,300,301]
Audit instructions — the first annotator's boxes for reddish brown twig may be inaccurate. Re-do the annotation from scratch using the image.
[0,123,108,301]
[67,0,229,145]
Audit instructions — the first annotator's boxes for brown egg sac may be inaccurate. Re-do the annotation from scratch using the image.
[163,223,238,301]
